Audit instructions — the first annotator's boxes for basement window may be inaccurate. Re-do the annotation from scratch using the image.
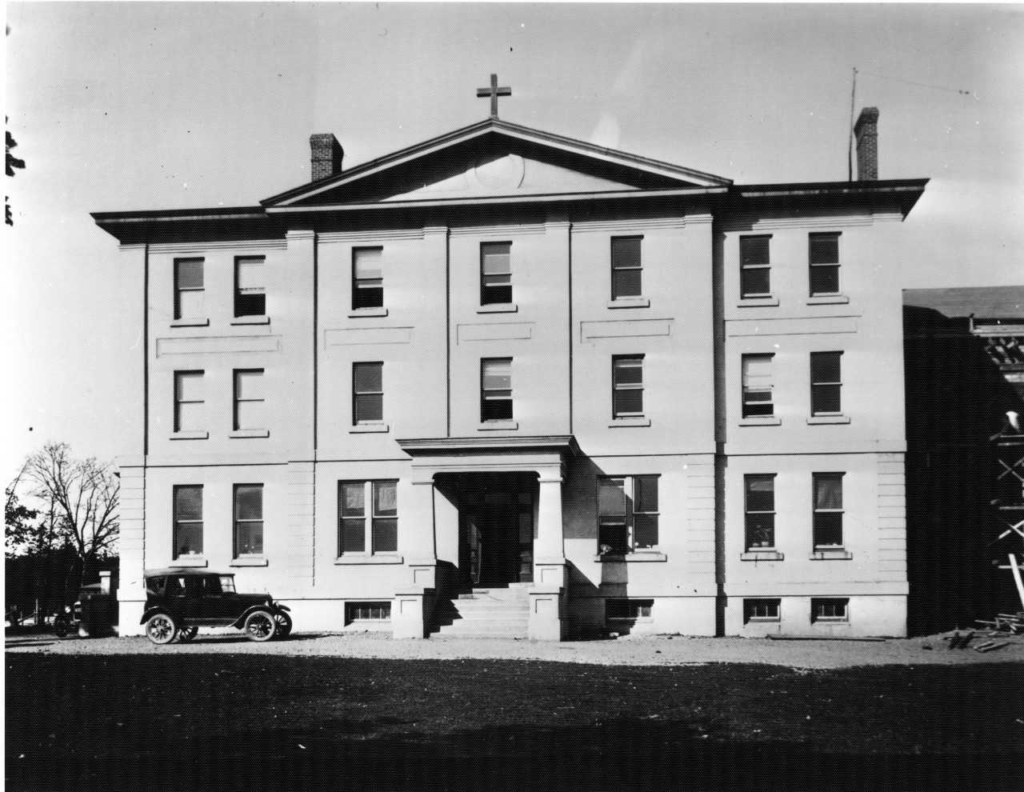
[606,599,654,621]
[811,598,849,623]
[743,598,780,623]
[345,601,392,624]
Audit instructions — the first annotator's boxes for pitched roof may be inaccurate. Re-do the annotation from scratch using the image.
[903,287,1024,321]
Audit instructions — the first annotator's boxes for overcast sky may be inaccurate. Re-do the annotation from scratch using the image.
[3,2,1022,481]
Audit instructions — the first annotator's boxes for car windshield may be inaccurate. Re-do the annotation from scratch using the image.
[219,575,236,593]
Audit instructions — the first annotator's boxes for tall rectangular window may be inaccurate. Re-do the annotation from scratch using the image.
[611,236,643,300]
[598,475,659,554]
[174,371,205,433]
[233,369,266,431]
[174,258,204,320]
[744,474,776,550]
[173,485,203,558]
[235,256,266,317]
[481,358,513,421]
[809,233,841,296]
[813,473,845,549]
[741,354,774,418]
[480,242,512,305]
[612,355,644,418]
[352,248,384,310]
[810,352,843,415]
[739,236,771,298]
[353,362,384,424]
[234,484,264,557]
[338,480,398,555]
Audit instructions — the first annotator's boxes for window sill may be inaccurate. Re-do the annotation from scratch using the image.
[608,417,651,428]
[334,554,404,565]
[229,429,270,439]
[170,318,209,328]
[348,307,388,318]
[810,549,853,560]
[477,303,518,314]
[807,415,850,425]
[230,315,270,325]
[807,295,849,305]
[741,551,785,561]
[594,551,667,563]
[737,296,779,308]
[231,557,269,567]
[170,431,209,440]
[171,557,208,568]
[739,417,781,427]
[606,297,650,309]
[350,423,389,434]
[478,420,518,431]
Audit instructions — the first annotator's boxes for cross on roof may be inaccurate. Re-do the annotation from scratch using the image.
[476,74,511,119]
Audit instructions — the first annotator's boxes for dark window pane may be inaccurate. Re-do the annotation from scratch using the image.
[740,237,770,265]
[482,284,513,305]
[745,514,775,548]
[235,292,265,317]
[813,513,844,547]
[174,523,203,557]
[372,518,398,552]
[354,363,382,393]
[635,476,659,512]
[741,267,771,297]
[353,284,383,309]
[481,397,513,421]
[611,237,642,269]
[176,259,204,289]
[812,384,841,414]
[599,520,628,553]
[811,352,842,383]
[613,388,643,416]
[613,359,643,386]
[235,485,263,520]
[340,482,365,517]
[814,474,844,509]
[354,391,383,422]
[634,514,659,548]
[612,269,642,299]
[341,518,365,553]
[745,477,775,510]
[598,479,626,516]
[175,486,203,520]
[810,265,840,295]
[809,234,839,264]
[236,522,264,555]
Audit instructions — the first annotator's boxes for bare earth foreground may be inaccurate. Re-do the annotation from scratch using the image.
[7,632,1024,791]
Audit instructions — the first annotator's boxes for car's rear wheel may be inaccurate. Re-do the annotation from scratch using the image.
[145,613,178,645]
[273,611,292,639]
[177,625,198,642]
[244,610,277,642]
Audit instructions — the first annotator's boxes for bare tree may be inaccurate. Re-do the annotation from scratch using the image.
[24,442,119,585]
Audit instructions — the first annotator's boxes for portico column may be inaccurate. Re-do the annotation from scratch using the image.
[534,474,567,587]
[405,476,438,589]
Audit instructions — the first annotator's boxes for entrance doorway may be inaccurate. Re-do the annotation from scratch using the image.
[456,474,535,589]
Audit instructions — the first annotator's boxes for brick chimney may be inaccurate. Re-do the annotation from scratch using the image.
[310,133,344,181]
[854,107,879,181]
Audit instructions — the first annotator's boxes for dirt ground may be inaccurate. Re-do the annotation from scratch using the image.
[7,630,1024,791]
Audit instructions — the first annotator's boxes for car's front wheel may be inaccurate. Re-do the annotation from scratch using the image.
[145,613,178,645]
[273,611,292,639]
[244,610,277,642]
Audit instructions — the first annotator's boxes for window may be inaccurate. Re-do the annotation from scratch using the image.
[812,598,849,623]
[739,236,771,298]
[744,475,776,550]
[810,352,842,415]
[234,256,266,317]
[173,485,203,558]
[233,369,266,431]
[481,358,513,422]
[598,475,659,554]
[174,258,204,320]
[813,473,844,549]
[233,484,264,557]
[480,242,512,305]
[174,371,205,433]
[741,354,774,418]
[353,362,383,424]
[606,599,654,621]
[809,233,841,296]
[611,236,643,300]
[338,480,398,555]
[345,602,392,623]
[612,356,644,418]
[352,248,384,310]
[744,598,781,623]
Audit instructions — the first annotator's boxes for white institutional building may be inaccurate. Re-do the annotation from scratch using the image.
[94,80,927,639]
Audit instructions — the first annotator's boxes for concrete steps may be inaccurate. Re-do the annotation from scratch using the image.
[432,586,531,638]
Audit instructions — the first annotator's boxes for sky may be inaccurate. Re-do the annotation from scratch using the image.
[2,2,1023,483]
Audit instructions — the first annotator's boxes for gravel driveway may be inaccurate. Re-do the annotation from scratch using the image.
[7,629,1024,668]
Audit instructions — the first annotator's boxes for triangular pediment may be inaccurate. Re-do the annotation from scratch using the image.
[262,120,730,209]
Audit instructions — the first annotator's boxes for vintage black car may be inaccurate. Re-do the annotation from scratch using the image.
[141,569,291,645]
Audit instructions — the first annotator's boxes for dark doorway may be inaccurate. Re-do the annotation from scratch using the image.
[456,474,535,589]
